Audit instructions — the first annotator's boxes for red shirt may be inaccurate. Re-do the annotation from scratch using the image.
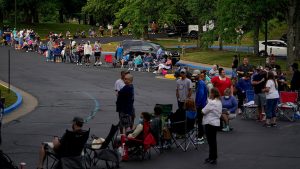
[211,76,232,96]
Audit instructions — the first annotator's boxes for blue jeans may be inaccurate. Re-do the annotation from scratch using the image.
[266,98,278,119]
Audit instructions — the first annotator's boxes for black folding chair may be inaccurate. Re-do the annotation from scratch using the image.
[84,124,120,169]
[46,129,90,169]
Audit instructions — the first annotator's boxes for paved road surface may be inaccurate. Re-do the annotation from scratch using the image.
[0,46,300,169]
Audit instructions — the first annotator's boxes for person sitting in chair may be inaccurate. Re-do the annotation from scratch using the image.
[127,112,151,139]
[153,56,172,74]
[37,117,86,169]
[221,88,238,132]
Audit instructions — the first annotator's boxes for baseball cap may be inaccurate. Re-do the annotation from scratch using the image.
[72,116,84,124]
[192,69,200,76]
[180,68,186,74]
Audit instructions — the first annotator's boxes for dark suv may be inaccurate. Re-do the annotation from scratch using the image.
[120,40,180,65]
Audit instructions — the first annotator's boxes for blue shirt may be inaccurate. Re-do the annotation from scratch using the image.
[236,78,252,93]
[221,96,238,113]
[195,80,208,109]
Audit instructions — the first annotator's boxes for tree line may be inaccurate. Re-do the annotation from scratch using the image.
[0,0,299,63]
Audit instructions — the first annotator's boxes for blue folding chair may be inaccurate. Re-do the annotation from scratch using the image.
[242,90,258,120]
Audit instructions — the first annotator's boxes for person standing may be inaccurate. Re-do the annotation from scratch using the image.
[93,41,102,66]
[236,57,254,78]
[84,41,92,66]
[202,87,222,164]
[231,55,238,79]
[235,73,252,114]
[114,71,130,94]
[115,45,123,61]
[116,74,135,134]
[290,63,300,91]
[195,72,208,144]
[211,68,233,96]
[176,69,192,110]
[251,67,267,121]
[264,71,279,127]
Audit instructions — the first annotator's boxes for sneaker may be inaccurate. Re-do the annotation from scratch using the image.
[194,137,205,145]
[222,126,230,132]
[271,123,277,127]
[263,123,271,128]
[99,61,102,65]
[153,71,157,74]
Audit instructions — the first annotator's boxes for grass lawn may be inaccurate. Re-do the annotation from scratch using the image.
[0,85,17,108]
[182,49,290,71]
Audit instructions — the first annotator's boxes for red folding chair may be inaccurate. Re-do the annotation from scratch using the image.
[277,91,298,121]
[104,55,113,64]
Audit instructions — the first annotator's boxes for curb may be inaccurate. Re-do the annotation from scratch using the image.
[176,61,232,76]
[1,84,23,115]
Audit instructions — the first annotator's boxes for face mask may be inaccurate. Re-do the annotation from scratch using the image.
[224,96,230,99]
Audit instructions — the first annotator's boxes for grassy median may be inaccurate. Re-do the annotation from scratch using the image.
[0,85,17,108]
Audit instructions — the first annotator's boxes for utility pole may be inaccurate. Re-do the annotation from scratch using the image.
[14,0,17,29]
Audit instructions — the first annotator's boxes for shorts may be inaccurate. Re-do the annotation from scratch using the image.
[119,112,133,128]
[94,52,101,57]
[254,93,266,108]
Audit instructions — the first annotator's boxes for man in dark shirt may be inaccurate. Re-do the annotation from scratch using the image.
[37,117,85,169]
[116,74,135,134]
[231,55,239,78]
[251,67,267,121]
[290,63,300,91]
[237,57,254,78]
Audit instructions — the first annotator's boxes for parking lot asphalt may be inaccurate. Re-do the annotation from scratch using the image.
[0,46,300,169]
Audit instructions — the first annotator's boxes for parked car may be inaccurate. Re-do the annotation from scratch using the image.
[120,40,180,65]
[258,40,287,57]
[165,21,188,37]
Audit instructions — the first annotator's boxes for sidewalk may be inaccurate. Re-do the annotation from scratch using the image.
[0,80,38,124]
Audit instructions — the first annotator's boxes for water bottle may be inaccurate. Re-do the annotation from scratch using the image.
[20,162,26,169]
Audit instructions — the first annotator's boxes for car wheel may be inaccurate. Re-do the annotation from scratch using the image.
[259,51,268,57]
[189,31,198,39]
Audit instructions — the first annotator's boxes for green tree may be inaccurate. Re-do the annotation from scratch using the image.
[115,0,178,38]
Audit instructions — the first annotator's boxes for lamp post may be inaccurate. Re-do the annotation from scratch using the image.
[14,0,16,29]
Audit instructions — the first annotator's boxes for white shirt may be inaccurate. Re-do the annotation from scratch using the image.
[202,99,222,126]
[84,44,93,55]
[265,80,279,99]
[176,78,192,102]
[115,79,125,92]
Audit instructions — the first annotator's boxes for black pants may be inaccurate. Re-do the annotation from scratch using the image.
[196,107,204,138]
[237,91,246,109]
[205,124,218,160]
[177,101,184,110]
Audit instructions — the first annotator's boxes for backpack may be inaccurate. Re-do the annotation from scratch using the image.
[0,150,18,169]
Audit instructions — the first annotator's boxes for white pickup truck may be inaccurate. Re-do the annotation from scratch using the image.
[188,20,215,38]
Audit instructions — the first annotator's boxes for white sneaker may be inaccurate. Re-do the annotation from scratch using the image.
[153,71,157,74]
[194,137,205,144]
[99,61,102,65]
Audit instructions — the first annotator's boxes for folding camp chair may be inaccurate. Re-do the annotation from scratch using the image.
[104,55,113,66]
[242,90,258,120]
[46,129,90,169]
[277,91,298,122]
[84,124,120,169]
[169,109,198,152]
[154,104,173,149]
[125,121,157,161]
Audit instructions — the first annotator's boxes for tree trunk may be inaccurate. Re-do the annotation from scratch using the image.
[59,9,64,23]
[0,10,3,27]
[253,16,261,56]
[89,15,94,25]
[218,34,223,50]
[287,0,297,65]
[295,0,300,61]
[143,25,149,40]
[32,8,39,23]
